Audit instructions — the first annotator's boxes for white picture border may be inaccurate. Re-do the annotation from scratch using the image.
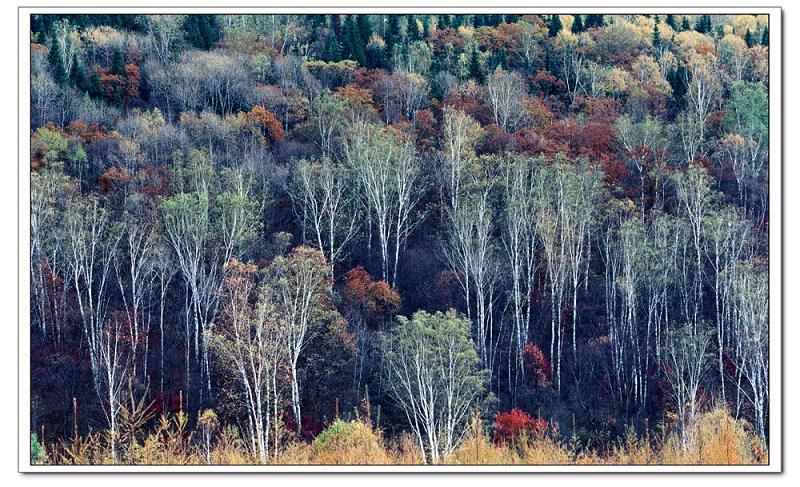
[17,1,783,474]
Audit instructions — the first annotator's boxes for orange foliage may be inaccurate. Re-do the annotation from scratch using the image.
[124,64,141,103]
[475,22,523,54]
[341,267,400,322]
[426,28,467,58]
[31,43,48,55]
[99,166,133,194]
[246,106,285,146]
[336,83,375,111]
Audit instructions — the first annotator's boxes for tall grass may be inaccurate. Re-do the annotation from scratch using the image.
[40,405,766,466]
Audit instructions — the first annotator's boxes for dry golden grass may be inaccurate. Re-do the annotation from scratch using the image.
[42,406,767,466]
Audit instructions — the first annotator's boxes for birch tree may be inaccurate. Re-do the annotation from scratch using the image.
[288,158,359,277]
[382,309,486,464]
[502,156,540,397]
[485,68,525,131]
[344,122,423,287]
[64,193,123,395]
[662,324,711,452]
[265,246,333,436]
[209,259,287,464]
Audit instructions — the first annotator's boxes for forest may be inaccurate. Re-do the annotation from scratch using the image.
[28,13,770,465]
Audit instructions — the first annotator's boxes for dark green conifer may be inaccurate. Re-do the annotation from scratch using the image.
[48,38,68,85]
[666,14,678,31]
[468,45,483,82]
[111,48,125,77]
[744,29,754,48]
[549,15,563,37]
[571,15,584,34]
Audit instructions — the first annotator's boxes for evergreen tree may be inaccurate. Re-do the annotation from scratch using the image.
[327,37,342,62]
[48,38,68,85]
[343,15,366,66]
[422,15,430,39]
[695,15,712,35]
[571,14,584,34]
[183,15,220,50]
[744,29,754,48]
[407,15,421,42]
[681,16,691,32]
[365,39,385,69]
[111,47,125,77]
[506,14,520,24]
[492,47,508,71]
[468,44,484,82]
[386,15,400,56]
[666,14,678,31]
[585,14,605,28]
[331,14,342,38]
[357,15,372,45]
[668,61,688,112]
[653,23,662,49]
[549,14,563,37]
[88,68,102,98]
[71,56,86,87]
[113,84,122,108]
[761,25,770,46]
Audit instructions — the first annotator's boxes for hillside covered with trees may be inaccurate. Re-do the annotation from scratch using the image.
[29,13,770,465]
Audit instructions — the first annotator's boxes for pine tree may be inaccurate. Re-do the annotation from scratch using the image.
[744,29,754,48]
[653,23,662,49]
[694,15,711,34]
[761,25,770,46]
[331,15,342,38]
[422,15,430,39]
[357,15,372,45]
[585,14,605,29]
[668,61,688,112]
[71,56,86,87]
[571,14,584,34]
[111,47,125,77]
[113,84,122,108]
[468,45,484,82]
[407,15,421,42]
[549,15,563,37]
[386,15,400,56]
[184,15,220,49]
[492,47,507,71]
[49,37,68,85]
[327,37,342,62]
[88,68,102,98]
[666,14,678,31]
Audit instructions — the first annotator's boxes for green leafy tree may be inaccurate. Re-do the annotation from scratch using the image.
[382,309,487,464]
